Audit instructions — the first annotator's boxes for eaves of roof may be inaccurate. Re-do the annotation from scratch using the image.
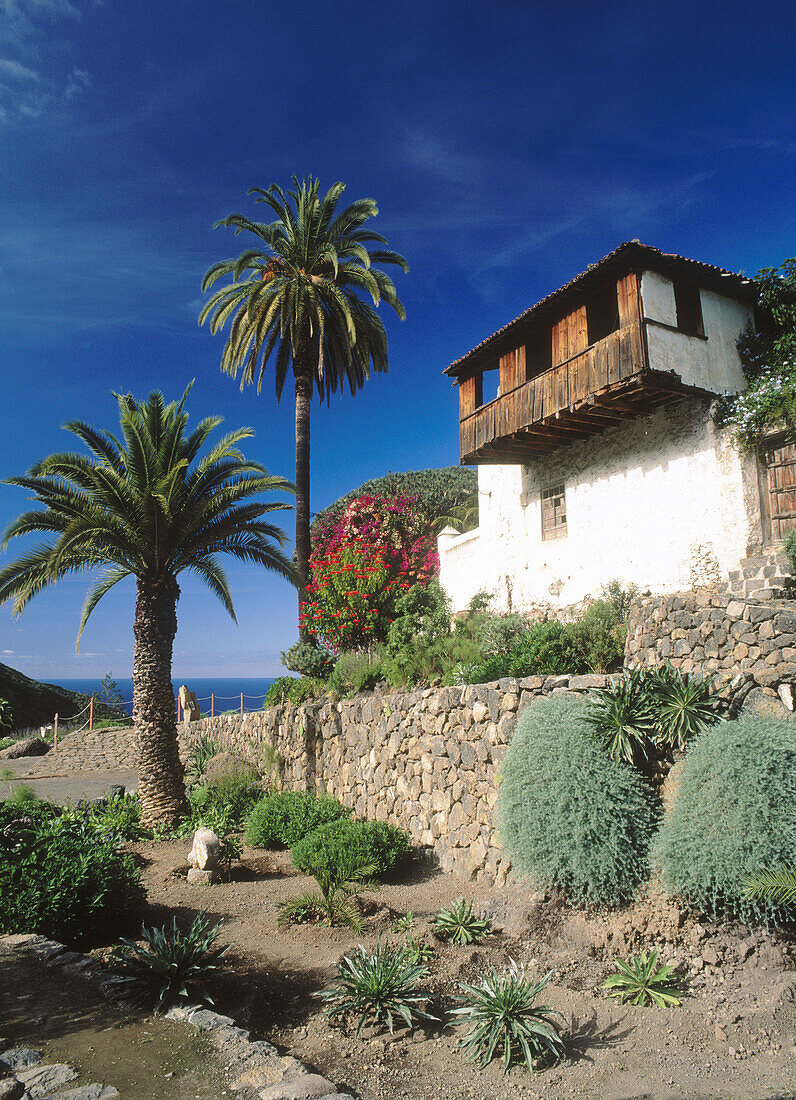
[444,240,757,378]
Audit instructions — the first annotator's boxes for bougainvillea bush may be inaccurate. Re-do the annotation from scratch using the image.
[301,493,438,651]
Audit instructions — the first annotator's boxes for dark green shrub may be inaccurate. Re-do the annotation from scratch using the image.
[0,804,142,945]
[63,792,143,841]
[469,620,581,682]
[185,733,222,787]
[188,757,262,831]
[326,651,385,698]
[264,675,320,708]
[498,694,658,906]
[652,715,796,923]
[281,641,337,679]
[291,817,410,878]
[569,600,626,673]
[245,790,349,849]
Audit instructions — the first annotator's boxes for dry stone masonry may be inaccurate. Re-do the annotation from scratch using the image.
[191,674,607,885]
[627,592,796,702]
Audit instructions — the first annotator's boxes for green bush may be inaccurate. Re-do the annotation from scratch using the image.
[281,641,337,679]
[326,650,386,698]
[245,790,349,849]
[469,621,581,681]
[652,715,796,923]
[498,694,659,906]
[188,757,262,831]
[263,676,320,708]
[311,467,476,539]
[62,792,143,841]
[0,803,142,945]
[291,817,410,878]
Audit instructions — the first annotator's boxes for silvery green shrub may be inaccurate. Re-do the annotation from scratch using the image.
[652,715,796,924]
[497,694,658,906]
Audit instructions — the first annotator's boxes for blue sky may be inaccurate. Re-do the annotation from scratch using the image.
[0,0,793,681]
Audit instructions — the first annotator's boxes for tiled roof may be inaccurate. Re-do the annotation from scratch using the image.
[444,240,756,377]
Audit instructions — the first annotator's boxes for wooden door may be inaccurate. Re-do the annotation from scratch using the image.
[762,438,796,540]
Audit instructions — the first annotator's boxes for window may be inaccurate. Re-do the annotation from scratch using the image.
[586,283,620,345]
[525,328,552,379]
[541,483,567,540]
[673,280,704,337]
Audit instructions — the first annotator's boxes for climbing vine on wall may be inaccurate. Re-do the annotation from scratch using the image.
[714,259,796,449]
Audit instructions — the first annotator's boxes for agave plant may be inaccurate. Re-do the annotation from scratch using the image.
[603,949,685,1007]
[317,938,436,1035]
[185,734,222,788]
[433,898,492,946]
[742,866,796,911]
[277,854,377,931]
[649,667,718,751]
[585,668,658,765]
[451,961,565,1074]
[109,912,229,1010]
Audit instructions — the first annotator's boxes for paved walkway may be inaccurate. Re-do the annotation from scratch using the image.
[1,725,139,804]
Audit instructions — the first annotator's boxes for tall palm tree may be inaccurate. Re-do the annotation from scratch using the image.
[0,385,296,826]
[199,176,407,638]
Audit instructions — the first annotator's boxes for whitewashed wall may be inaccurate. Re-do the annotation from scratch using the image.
[439,401,762,614]
[640,271,752,394]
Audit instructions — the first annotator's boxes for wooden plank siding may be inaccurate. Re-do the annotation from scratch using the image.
[458,373,482,420]
[459,320,651,461]
[499,345,526,393]
[763,440,796,540]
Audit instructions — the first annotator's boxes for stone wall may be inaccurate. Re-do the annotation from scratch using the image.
[189,673,607,885]
[627,591,796,708]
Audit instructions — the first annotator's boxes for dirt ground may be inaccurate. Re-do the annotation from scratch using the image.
[116,839,796,1100]
[0,941,233,1099]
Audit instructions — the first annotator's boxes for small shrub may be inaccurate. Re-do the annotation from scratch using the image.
[498,695,658,906]
[603,950,685,1007]
[0,805,142,945]
[599,579,639,621]
[326,650,385,698]
[433,899,491,945]
[317,939,436,1035]
[278,853,377,931]
[263,675,320,708]
[0,697,13,732]
[451,962,565,1074]
[185,734,221,787]
[468,620,580,681]
[189,758,261,832]
[245,790,349,850]
[109,912,229,1010]
[63,792,143,841]
[652,714,796,923]
[281,640,337,679]
[784,530,796,575]
[217,834,243,880]
[291,817,409,878]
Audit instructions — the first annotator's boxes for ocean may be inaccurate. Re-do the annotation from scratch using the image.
[56,677,278,717]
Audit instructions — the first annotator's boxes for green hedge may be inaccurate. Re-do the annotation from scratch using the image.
[652,715,796,923]
[244,790,349,849]
[290,817,410,878]
[0,802,142,945]
[497,694,658,906]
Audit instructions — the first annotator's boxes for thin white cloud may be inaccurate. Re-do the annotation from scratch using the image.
[0,58,39,80]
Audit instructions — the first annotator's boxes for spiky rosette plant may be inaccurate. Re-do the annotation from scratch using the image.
[603,949,685,1007]
[451,962,565,1074]
[433,898,492,946]
[316,938,436,1036]
[109,913,229,1011]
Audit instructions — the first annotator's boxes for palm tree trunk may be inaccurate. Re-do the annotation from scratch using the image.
[295,373,312,642]
[132,573,188,826]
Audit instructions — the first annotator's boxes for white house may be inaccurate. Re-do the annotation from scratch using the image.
[438,241,793,614]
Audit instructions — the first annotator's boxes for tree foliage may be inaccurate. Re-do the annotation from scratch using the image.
[714,258,796,448]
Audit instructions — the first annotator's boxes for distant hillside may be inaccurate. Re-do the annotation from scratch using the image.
[0,662,123,732]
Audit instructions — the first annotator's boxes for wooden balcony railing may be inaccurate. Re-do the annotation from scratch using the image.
[458,320,704,463]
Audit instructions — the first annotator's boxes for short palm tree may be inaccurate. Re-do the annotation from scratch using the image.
[199,176,407,636]
[0,386,296,826]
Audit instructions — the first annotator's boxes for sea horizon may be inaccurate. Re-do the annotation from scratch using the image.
[56,677,279,715]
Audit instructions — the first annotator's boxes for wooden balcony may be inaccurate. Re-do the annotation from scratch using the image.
[459,320,712,464]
